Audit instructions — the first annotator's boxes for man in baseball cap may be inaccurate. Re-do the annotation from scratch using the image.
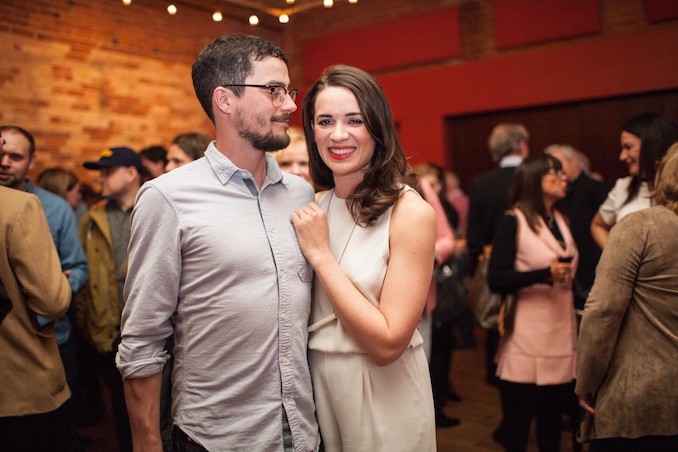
[83,146,144,172]
[77,145,144,451]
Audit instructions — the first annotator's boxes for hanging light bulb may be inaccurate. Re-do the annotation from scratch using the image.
[249,15,259,26]
[167,4,177,15]
[323,0,333,8]
[348,0,358,3]
[286,0,295,4]
[279,14,290,23]
[122,0,132,5]
[212,11,223,21]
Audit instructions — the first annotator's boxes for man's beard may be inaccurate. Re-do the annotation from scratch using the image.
[0,173,20,188]
[237,112,291,153]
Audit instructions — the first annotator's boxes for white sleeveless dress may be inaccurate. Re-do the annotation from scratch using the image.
[307,188,436,452]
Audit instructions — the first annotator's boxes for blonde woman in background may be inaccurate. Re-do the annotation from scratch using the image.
[273,126,312,185]
[37,167,83,211]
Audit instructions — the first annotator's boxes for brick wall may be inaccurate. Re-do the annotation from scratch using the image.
[0,0,283,185]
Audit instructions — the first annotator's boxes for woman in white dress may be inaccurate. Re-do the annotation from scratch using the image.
[291,65,437,452]
[590,112,676,248]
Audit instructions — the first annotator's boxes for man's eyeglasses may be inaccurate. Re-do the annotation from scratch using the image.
[223,84,298,107]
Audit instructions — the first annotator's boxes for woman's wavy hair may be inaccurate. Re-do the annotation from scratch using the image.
[510,154,564,233]
[302,65,415,226]
[653,141,678,215]
[621,112,677,205]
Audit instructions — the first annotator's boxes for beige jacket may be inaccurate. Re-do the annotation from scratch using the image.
[0,188,71,416]
[576,206,678,440]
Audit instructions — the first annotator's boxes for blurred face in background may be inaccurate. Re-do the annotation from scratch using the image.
[542,167,567,202]
[547,148,580,183]
[420,173,442,195]
[620,131,641,176]
[65,181,82,210]
[99,166,137,201]
[276,141,311,183]
[165,144,192,172]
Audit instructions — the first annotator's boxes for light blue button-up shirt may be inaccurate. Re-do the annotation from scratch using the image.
[26,180,88,345]
[117,144,319,451]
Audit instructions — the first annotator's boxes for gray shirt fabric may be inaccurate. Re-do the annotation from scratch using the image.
[106,201,132,308]
[116,144,319,451]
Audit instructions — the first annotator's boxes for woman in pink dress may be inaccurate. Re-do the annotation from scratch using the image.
[488,154,579,452]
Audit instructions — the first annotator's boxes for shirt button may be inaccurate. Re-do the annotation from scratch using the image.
[281,356,289,364]
[281,313,288,321]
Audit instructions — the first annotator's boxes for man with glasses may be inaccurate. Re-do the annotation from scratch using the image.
[79,146,144,451]
[116,35,319,451]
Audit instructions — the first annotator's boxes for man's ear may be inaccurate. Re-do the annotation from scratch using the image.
[213,86,233,116]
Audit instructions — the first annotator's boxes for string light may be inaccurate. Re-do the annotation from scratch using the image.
[119,1,359,26]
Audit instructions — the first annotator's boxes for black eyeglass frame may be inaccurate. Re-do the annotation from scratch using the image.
[222,84,299,106]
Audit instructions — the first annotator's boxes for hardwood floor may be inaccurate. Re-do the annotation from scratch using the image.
[78,327,585,451]
[436,328,583,452]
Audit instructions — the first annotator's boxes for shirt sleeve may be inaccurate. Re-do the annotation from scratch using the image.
[487,214,551,294]
[598,178,626,227]
[59,206,89,294]
[116,184,176,379]
[11,194,71,320]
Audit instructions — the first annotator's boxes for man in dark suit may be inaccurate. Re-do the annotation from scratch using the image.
[544,144,608,317]
[467,123,530,384]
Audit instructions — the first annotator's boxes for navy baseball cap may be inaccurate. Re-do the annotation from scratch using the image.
[83,146,143,172]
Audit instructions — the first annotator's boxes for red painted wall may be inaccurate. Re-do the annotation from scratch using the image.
[379,26,678,164]
[495,0,601,49]
[302,8,461,83]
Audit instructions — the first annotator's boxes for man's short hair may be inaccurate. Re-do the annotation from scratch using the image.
[544,143,577,161]
[488,123,529,162]
[0,125,36,157]
[191,35,288,123]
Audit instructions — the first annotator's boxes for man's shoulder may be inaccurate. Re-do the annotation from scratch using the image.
[29,184,71,210]
[0,186,41,217]
[280,173,315,198]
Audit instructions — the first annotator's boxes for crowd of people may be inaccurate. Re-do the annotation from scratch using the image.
[1,33,677,452]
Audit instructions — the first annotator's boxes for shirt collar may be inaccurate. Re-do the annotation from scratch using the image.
[499,155,524,168]
[205,143,288,188]
[23,178,36,193]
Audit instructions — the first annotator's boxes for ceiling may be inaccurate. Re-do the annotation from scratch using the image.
[175,0,356,28]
